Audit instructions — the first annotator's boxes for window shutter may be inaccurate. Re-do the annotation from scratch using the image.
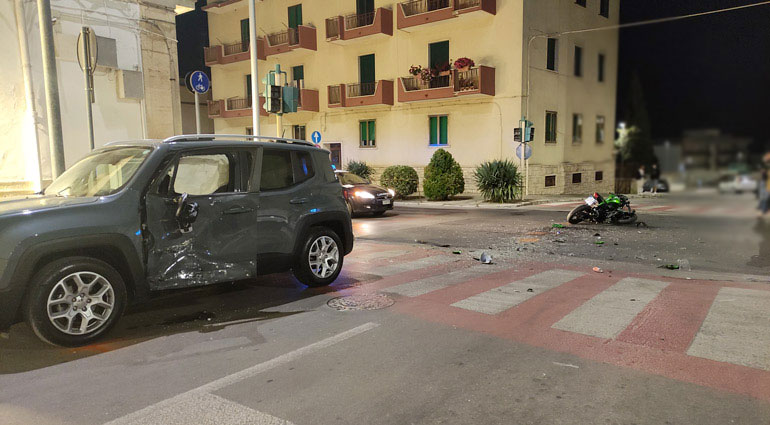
[429,116,438,144]
[439,116,448,144]
[360,121,367,143]
[368,121,376,143]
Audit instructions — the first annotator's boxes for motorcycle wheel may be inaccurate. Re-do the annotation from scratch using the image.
[567,205,591,224]
[613,212,638,225]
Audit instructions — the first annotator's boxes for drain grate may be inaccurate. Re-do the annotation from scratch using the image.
[327,293,395,311]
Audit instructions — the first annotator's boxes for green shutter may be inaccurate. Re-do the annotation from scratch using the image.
[246,75,252,102]
[288,5,302,29]
[241,19,249,43]
[429,117,438,145]
[368,121,375,143]
[360,121,366,142]
[292,65,304,82]
[439,116,448,144]
[359,54,375,84]
[429,41,450,70]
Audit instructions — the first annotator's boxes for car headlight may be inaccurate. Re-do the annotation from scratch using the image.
[355,191,375,199]
[387,189,395,197]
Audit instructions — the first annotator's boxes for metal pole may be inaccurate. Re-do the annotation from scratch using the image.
[15,0,43,191]
[37,0,65,177]
[248,0,260,136]
[82,27,95,151]
[275,64,282,138]
[194,92,201,134]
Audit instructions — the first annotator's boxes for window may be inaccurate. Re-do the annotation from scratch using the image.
[288,4,302,29]
[360,120,376,148]
[595,171,604,181]
[173,154,233,196]
[292,151,315,184]
[260,149,294,190]
[545,175,556,187]
[575,0,586,7]
[240,19,249,44]
[430,115,448,145]
[596,116,605,144]
[245,74,252,103]
[574,46,583,77]
[572,114,583,143]
[600,0,609,17]
[545,111,558,143]
[293,125,306,140]
[598,54,605,82]
[45,147,151,197]
[546,38,558,71]
[292,65,304,84]
[572,173,582,184]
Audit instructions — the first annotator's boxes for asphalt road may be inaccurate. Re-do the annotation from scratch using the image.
[1,191,768,424]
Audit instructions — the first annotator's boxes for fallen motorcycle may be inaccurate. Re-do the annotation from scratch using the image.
[567,192,637,225]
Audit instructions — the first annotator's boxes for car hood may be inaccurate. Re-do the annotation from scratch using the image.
[0,195,99,217]
[348,184,390,194]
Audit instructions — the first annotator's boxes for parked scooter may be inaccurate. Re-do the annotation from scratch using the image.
[567,192,637,225]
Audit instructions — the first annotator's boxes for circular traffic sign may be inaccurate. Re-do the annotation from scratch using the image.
[516,143,532,160]
[188,71,210,94]
[311,131,322,145]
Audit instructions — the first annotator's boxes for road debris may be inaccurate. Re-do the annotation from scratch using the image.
[594,241,605,245]
[480,252,493,264]
[659,264,680,270]
[552,224,565,229]
[552,361,580,369]
[526,288,534,293]
[452,250,462,255]
[677,259,692,271]
[592,267,604,273]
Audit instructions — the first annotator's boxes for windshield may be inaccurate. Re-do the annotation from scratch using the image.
[44,147,153,197]
[338,172,369,185]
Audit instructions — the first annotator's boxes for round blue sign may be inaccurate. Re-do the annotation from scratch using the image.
[516,143,532,160]
[311,131,322,145]
[190,71,210,94]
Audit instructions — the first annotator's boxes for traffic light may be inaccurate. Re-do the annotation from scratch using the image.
[268,85,281,113]
[282,85,298,113]
[524,121,535,142]
[514,127,522,142]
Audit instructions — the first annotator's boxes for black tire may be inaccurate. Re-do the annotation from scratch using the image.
[614,212,638,225]
[567,204,591,224]
[24,257,127,347]
[293,227,344,287]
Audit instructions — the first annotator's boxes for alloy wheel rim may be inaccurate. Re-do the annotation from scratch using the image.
[308,236,340,279]
[46,271,115,336]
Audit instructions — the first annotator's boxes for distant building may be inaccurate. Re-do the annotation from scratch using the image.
[681,129,751,171]
[0,0,193,195]
[204,0,620,195]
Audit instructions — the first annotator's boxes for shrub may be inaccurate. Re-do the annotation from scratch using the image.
[381,166,419,199]
[423,149,465,201]
[474,160,522,203]
[346,160,374,180]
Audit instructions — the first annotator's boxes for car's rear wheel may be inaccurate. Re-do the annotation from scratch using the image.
[24,257,127,347]
[293,227,344,287]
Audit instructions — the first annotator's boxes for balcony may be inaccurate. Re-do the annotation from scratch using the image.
[261,26,317,58]
[396,0,495,30]
[397,66,495,102]
[204,41,266,66]
[325,8,393,43]
[201,0,244,14]
[207,96,268,119]
[328,80,394,108]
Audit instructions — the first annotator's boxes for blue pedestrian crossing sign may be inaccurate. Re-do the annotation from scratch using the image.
[189,71,210,94]
[311,131,322,145]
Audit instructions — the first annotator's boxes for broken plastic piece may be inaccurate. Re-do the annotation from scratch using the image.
[552,224,566,229]
[480,252,493,264]
[595,241,605,245]
[526,288,534,293]
[453,250,462,255]
[592,267,603,273]
[659,264,680,270]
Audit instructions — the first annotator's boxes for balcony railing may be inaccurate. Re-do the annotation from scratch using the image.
[207,100,222,116]
[345,11,376,29]
[267,28,299,47]
[329,85,342,104]
[325,18,341,39]
[401,0,450,16]
[227,97,252,110]
[223,41,248,56]
[347,82,377,97]
[454,68,480,92]
[455,0,481,10]
[204,47,219,63]
[402,74,451,91]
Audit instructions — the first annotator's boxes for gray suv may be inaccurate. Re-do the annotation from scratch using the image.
[0,135,353,346]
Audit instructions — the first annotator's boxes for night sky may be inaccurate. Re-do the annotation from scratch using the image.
[618,0,770,147]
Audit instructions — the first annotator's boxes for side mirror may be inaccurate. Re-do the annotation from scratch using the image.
[175,193,198,233]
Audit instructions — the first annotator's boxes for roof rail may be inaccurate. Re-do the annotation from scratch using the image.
[163,134,317,147]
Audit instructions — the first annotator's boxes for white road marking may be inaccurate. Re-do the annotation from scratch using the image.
[451,269,585,315]
[370,255,458,276]
[384,264,504,297]
[551,277,669,339]
[687,287,770,371]
[346,249,410,264]
[105,322,379,425]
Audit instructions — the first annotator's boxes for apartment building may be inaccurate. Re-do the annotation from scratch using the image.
[204,0,618,194]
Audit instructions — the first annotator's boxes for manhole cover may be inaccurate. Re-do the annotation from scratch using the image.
[327,293,395,311]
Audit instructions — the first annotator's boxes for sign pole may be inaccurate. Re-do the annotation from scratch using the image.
[81,27,95,151]
[248,0,260,136]
[194,92,201,135]
[275,64,282,138]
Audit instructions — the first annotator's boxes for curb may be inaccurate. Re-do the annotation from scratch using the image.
[394,198,580,210]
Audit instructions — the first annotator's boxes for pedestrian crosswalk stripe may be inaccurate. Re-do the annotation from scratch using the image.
[384,264,504,297]
[450,269,585,314]
[346,249,413,264]
[687,287,770,371]
[372,255,458,276]
[551,277,669,339]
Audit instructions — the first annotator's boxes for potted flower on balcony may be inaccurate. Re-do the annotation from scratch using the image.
[409,65,423,77]
[454,57,475,73]
[419,68,433,83]
[434,60,452,77]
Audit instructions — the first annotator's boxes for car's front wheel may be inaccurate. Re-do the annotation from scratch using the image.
[24,257,127,347]
[293,227,344,287]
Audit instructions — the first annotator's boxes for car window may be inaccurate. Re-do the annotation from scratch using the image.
[338,172,369,185]
[292,151,315,184]
[261,149,294,191]
[44,147,152,197]
[172,154,232,195]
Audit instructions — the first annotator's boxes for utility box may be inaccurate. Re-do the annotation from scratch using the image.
[117,70,144,100]
[95,36,118,69]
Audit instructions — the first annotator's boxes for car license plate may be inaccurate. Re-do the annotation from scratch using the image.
[585,197,597,206]
[382,199,391,205]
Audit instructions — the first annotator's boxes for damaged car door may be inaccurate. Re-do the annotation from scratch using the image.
[144,149,259,290]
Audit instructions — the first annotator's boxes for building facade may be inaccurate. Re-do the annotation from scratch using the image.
[0,0,192,195]
[205,0,618,195]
